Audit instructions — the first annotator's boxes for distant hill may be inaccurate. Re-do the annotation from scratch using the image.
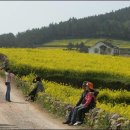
[0,6,130,47]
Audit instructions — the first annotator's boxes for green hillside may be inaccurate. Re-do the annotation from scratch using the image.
[42,38,130,48]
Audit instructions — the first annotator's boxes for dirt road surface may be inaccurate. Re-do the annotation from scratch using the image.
[0,77,82,129]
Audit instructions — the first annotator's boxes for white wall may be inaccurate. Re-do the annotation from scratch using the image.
[88,42,115,55]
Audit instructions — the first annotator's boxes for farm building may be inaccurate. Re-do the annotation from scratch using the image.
[88,41,120,55]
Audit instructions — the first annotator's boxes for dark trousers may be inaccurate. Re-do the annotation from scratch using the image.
[28,87,37,101]
[67,105,90,124]
[66,106,82,124]
[5,83,11,101]
[77,107,90,122]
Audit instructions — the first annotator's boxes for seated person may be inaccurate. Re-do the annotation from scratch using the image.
[25,76,45,101]
[63,81,98,125]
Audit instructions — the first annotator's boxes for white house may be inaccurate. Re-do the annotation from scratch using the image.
[88,41,120,55]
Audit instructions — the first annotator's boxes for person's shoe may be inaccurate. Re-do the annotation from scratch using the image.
[30,99,35,102]
[25,97,30,101]
[25,98,29,101]
[68,122,74,126]
[63,121,70,124]
[8,100,12,102]
[73,121,82,126]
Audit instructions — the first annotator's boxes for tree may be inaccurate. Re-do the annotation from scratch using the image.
[78,42,88,52]
[67,42,74,50]
[0,6,130,47]
[75,43,79,50]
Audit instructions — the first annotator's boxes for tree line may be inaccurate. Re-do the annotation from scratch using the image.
[0,6,130,47]
[66,42,88,52]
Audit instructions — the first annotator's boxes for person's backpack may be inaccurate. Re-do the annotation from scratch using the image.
[94,90,99,97]
[89,90,99,108]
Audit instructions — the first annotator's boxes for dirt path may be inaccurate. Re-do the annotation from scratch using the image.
[0,77,81,129]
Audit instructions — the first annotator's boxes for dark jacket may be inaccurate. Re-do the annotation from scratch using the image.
[76,90,88,106]
[34,81,45,93]
[76,90,99,107]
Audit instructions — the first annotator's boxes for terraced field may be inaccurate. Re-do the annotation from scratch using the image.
[42,38,130,48]
[0,48,130,119]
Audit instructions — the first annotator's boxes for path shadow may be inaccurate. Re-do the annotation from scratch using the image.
[0,124,18,129]
[11,101,27,104]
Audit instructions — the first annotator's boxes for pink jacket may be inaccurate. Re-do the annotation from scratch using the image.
[83,92,96,107]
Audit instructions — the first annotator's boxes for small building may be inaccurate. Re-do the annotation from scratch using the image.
[88,41,120,55]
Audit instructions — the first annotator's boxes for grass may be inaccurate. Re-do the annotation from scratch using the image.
[42,38,130,48]
[18,73,130,120]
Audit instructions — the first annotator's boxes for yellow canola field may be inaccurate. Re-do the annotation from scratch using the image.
[0,48,130,80]
[0,48,130,119]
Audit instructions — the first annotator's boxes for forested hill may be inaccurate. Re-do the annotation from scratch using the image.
[0,6,130,47]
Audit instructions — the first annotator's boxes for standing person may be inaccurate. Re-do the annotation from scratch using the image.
[63,81,98,125]
[25,76,45,102]
[5,68,15,102]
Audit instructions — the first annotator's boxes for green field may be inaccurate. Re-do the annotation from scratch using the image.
[42,38,130,48]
